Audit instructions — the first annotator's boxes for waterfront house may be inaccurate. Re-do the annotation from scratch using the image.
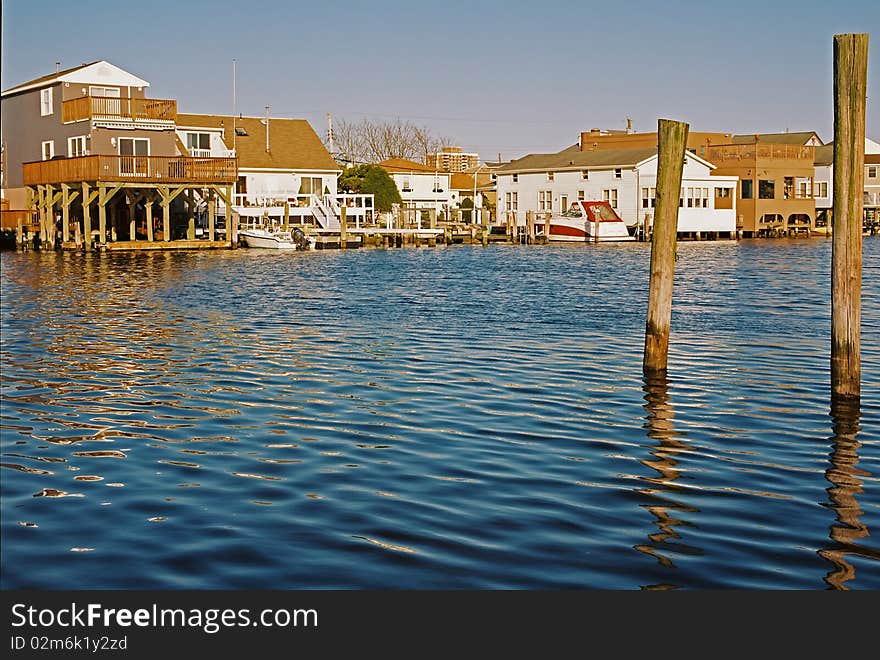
[0,61,237,248]
[378,158,455,223]
[813,138,880,232]
[175,113,370,229]
[699,132,822,237]
[495,144,738,237]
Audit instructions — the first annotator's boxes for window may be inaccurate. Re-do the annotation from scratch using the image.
[783,176,794,199]
[560,195,568,212]
[505,191,518,211]
[40,88,53,116]
[237,176,248,195]
[512,174,518,183]
[869,166,877,178]
[798,181,811,198]
[759,179,775,199]
[715,187,732,198]
[118,137,149,175]
[742,179,754,199]
[402,177,412,192]
[538,190,553,211]
[577,190,585,201]
[547,172,554,181]
[814,182,828,198]
[186,132,211,157]
[614,168,622,179]
[581,170,589,180]
[602,188,618,208]
[687,187,694,207]
[41,140,54,160]
[299,176,323,195]
[68,136,87,157]
[641,187,657,209]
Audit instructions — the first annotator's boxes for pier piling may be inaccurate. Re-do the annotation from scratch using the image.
[643,118,689,374]
[831,33,868,399]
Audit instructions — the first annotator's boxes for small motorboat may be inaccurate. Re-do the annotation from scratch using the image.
[542,200,634,242]
[239,226,315,250]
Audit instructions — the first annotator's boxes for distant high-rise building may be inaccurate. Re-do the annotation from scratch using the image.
[427,146,479,172]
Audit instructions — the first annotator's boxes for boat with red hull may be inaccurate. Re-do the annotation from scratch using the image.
[540,200,634,242]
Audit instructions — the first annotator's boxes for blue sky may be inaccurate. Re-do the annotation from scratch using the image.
[2,0,878,159]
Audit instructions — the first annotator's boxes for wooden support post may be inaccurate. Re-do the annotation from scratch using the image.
[544,211,552,241]
[208,196,216,242]
[283,201,290,231]
[16,218,23,250]
[643,118,689,374]
[82,183,93,250]
[127,193,137,241]
[226,185,235,245]
[340,205,348,249]
[831,33,868,399]
[526,211,534,243]
[36,185,46,243]
[162,200,171,242]
[61,184,70,244]
[97,185,107,245]
[187,189,195,240]
[145,197,154,242]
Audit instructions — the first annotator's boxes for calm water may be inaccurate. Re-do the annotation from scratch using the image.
[1,240,878,589]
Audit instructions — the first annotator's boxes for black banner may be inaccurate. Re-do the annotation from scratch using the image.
[2,590,876,655]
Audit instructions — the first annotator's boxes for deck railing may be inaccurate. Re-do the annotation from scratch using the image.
[703,144,815,165]
[62,97,177,123]
[23,155,238,185]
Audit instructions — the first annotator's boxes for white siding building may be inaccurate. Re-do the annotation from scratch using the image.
[495,145,738,236]
[378,158,455,217]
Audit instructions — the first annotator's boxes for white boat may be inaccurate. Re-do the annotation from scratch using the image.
[239,227,315,250]
[543,200,635,242]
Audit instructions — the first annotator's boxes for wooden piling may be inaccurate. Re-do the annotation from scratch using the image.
[16,218,23,250]
[283,201,290,232]
[831,33,868,399]
[643,118,689,374]
[208,196,216,242]
[340,205,348,249]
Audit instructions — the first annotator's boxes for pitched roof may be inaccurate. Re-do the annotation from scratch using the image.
[497,145,659,173]
[378,158,437,173]
[449,173,476,190]
[2,60,150,97]
[731,131,822,146]
[2,61,98,96]
[177,113,339,171]
[814,144,834,165]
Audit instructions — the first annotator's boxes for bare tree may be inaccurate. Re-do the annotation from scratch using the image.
[325,117,455,164]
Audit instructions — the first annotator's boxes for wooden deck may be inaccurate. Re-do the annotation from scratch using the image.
[23,155,238,186]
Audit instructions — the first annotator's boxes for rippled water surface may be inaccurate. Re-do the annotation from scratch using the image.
[2,240,878,589]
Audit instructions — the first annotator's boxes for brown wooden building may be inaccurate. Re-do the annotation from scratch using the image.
[1,61,237,249]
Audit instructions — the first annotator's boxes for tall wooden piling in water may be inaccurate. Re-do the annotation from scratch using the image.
[831,33,868,399]
[339,205,348,249]
[643,119,689,374]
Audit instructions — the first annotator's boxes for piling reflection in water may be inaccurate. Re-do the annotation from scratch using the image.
[819,397,876,590]
[634,374,702,585]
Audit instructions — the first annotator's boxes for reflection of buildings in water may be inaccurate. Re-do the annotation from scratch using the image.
[819,397,876,590]
[634,375,702,577]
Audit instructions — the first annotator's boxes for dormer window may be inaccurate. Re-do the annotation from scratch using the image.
[235,126,248,136]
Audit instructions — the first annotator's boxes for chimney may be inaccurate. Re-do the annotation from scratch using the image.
[626,117,633,134]
[590,128,601,136]
[55,61,61,74]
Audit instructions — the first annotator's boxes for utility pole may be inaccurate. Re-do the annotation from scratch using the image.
[327,112,334,155]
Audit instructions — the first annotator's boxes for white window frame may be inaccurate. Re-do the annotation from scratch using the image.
[41,140,55,160]
[40,88,53,116]
[581,170,589,180]
[603,188,618,208]
[869,166,877,178]
[577,190,585,201]
[614,168,622,179]
[68,136,88,157]
[185,131,212,157]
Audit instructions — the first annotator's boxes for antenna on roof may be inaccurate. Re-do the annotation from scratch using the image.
[232,59,237,155]
[327,112,334,154]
